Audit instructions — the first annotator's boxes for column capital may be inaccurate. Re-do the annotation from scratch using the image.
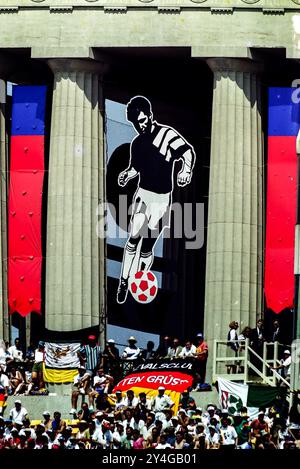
[206,58,264,74]
[47,58,108,76]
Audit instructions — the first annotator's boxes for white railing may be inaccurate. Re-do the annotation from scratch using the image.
[213,338,291,389]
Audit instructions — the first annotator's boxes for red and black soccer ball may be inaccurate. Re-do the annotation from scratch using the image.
[129,271,158,304]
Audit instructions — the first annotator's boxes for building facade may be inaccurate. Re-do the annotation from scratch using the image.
[0,0,299,378]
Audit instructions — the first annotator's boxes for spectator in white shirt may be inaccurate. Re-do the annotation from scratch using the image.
[151,386,174,421]
[167,338,183,359]
[7,338,24,366]
[112,422,126,449]
[9,400,28,426]
[121,390,139,409]
[219,417,238,448]
[155,433,173,449]
[122,337,141,361]
[272,350,292,381]
[143,413,156,439]
[0,367,9,415]
[202,405,220,426]
[205,425,220,449]
[92,420,113,448]
[31,342,45,391]
[227,322,239,352]
[179,341,197,358]
[114,390,126,412]
[0,340,9,371]
[129,410,146,433]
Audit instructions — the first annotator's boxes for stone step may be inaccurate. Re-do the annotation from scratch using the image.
[3,388,220,421]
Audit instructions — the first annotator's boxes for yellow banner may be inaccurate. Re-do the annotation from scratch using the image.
[43,364,77,383]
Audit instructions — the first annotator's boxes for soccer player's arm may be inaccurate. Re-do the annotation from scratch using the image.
[118,141,139,187]
[168,131,196,187]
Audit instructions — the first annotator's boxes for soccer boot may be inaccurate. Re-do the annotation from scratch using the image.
[117,277,129,304]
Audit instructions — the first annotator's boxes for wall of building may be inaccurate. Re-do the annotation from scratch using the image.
[0,2,300,58]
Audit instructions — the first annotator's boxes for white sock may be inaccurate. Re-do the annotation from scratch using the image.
[121,241,137,280]
[139,251,154,271]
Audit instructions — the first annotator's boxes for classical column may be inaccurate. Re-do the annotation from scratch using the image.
[0,56,16,342]
[204,58,264,379]
[45,59,106,336]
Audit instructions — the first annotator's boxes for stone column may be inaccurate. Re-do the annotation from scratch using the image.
[0,56,16,342]
[0,78,8,342]
[45,59,106,335]
[204,58,264,380]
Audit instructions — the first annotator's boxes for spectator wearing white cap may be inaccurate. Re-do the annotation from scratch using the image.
[151,387,174,422]
[170,415,181,434]
[93,411,104,429]
[202,405,220,426]
[42,411,52,431]
[122,337,141,361]
[271,350,292,382]
[205,425,221,449]
[177,408,190,427]
[9,401,28,426]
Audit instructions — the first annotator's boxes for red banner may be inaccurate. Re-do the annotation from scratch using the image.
[114,370,193,393]
[265,88,298,313]
[113,360,194,394]
[8,86,46,316]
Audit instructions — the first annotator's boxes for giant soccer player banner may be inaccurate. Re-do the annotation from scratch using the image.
[105,96,203,339]
[112,359,194,413]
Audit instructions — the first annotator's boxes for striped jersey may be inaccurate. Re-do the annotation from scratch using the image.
[130,121,194,194]
[80,344,102,371]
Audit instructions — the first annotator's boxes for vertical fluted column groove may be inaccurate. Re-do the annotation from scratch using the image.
[46,60,106,332]
[204,59,264,379]
[0,87,8,341]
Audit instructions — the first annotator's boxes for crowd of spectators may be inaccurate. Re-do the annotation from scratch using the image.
[0,329,297,450]
[0,338,47,399]
[0,392,299,449]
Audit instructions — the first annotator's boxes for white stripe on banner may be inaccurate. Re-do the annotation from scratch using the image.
[45,343,80,369]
